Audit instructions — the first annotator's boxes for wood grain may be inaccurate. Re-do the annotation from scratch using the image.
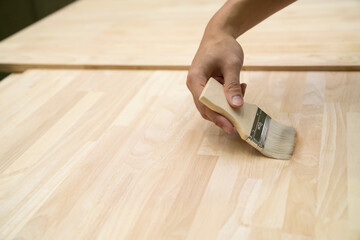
[0,69,359,239]
[0,0,359,72]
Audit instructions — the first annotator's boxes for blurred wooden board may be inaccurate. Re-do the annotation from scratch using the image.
[0,0,359,72]
[1,69,359,239]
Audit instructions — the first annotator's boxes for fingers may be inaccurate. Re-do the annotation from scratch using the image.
[203,105,234,134]
[223,64,244,108]
[187,35,245,134]
[186,69,207,101]
[187,70,234,134]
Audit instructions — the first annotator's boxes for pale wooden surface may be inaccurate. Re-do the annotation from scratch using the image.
[0,0,360,72]
[0,69,359,239]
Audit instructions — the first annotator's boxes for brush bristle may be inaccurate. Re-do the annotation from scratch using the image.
[262,119,296,160]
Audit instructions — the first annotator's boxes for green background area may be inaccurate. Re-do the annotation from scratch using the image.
[0,0,76,80]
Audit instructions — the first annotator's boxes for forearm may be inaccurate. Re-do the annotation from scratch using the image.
[205,0,296,38]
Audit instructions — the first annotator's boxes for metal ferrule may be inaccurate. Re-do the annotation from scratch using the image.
[248,108,271,149]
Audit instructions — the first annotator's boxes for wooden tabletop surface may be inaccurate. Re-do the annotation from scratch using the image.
[0,0,359,72]
[1,69,359,239]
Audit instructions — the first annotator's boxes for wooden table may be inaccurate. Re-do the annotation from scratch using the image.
[0,0,359,72]
[1,70,359,239]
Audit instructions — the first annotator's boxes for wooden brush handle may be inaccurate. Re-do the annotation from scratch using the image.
[199,78,258,140]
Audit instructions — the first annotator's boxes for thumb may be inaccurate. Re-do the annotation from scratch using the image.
[223,71,243,108]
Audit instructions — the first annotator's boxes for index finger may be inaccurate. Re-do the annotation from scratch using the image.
[186,70,208,100]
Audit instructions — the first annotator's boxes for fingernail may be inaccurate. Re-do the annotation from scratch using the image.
[232,96,243,106]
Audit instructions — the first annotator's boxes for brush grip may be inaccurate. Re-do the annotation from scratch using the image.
[199,78,258,140]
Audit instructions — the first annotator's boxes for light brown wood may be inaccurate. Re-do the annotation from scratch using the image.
[0,69,360,239]
[200,78,259,140]
[0,0,360,72]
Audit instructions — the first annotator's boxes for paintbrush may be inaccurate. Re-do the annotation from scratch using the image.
[199,78,296,160]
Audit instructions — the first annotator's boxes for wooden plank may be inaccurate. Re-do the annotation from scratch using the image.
[0,0,359,72]
[0,70,359,239]
[347,112,360,231]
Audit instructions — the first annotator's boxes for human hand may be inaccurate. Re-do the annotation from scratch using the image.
[187,31,246,134]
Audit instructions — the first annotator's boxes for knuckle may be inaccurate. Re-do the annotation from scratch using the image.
[198,105,208,120]
[226,57,241,68]
[213,118,223,129]
[200,112,208,120]
[186,73,194,90]
[213,118,220,126]
[186,69,202,90]
[225,81,241,91]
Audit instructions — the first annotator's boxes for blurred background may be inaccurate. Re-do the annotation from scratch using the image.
[0,0,75,80]
[0,0,75,41]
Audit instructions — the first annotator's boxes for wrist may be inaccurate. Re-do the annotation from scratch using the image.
[206,0,249,39]
[203,21,237,44]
